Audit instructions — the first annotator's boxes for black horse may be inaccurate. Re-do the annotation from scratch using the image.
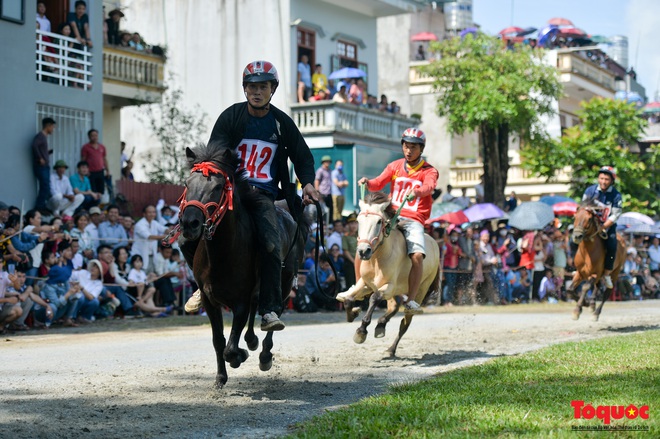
[178,142,309,388]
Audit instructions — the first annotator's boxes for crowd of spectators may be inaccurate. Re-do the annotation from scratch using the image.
[296,56,401,114]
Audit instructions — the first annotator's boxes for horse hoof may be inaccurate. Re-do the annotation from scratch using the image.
[214,376,227,389]
[591,314,600,322]
[353,331,367,344]
[572,308,581,320]
[347,307,361,323]
[374,325,386,338]
[384,350,396,358]
[246,336,259,351]
[259,359,273,372]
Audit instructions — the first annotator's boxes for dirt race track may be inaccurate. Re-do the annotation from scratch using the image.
[1,300,659,439]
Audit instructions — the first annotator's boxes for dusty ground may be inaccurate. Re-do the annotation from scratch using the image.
[1,300,659,439]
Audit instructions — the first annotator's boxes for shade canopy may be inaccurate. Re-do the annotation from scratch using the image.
[411,32,438,42]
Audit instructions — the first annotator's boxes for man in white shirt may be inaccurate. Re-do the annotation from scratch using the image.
[47,160,84,216]
[649,236,660,271]
[441,184,456,203]
[36,2,51,33]
[85,206,103,244]
[133,205,167,272]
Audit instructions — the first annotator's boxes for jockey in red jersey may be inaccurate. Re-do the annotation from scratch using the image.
[357,128,439,314]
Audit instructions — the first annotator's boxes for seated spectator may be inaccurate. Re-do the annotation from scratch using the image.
[71,259,105,323]
[332,85,348,103]
[97,244,134,315]
[6,214,48,271]
[69,239,83,269]
[349,79,365,105]
[0,268,23,333]
[23,209,62,285]
[309,89,328,102]
[156,199,180,226]
[538,268,557,302]
[122,215,135,242]
[511,267,531,303]
[129,32,145,51]
[307,253,337,310]
[328,244,345,282]
[70,161,101,212]
[127,254,172,317]
[68,0,92,48]
[365,94,378,109]
[105,9,124,45]
[291,273,317,313]
[48,160,84,217]
[6,269,51,330]
[98,204,129,249]
[68,212,95,260]
[85,206,103,245]
[36,240,82,327]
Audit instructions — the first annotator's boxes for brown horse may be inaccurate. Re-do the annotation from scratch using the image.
[570,202,626,321]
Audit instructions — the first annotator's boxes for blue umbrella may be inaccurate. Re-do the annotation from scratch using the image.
[537,25,559,47]
[460,27,479,39]
[464,203,506,222]
[508,202,555,231]
[516,27,537,37]
[539,195,575,206]
[328,67,366,80]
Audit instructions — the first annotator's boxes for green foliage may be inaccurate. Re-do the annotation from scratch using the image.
[140,87,207,185]
[523,97,659,215]
[287,330,660,438]
[422,34,562,145]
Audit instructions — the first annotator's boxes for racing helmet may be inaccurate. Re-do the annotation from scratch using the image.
[401,128,426,146]
[242,60,279,90]
[598,165,617,181]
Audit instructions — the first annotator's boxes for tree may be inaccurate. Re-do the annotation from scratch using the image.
[422,34,562,206]
[522,97,660,215]
[141,87,208,185]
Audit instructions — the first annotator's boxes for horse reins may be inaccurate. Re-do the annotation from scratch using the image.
[163,162,235,244]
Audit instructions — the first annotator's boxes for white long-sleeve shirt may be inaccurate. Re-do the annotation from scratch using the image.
[50,173,74,197]
[132,218,166,262]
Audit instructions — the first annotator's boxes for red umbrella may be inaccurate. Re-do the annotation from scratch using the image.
[411,31,438,42]
[548,17,574,26]
[498,26,524,35]
[553,201,578,217]
[426,210,469,225]
[559,27,586,37]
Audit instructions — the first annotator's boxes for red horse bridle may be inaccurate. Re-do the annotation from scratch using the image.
[164,162,234,243]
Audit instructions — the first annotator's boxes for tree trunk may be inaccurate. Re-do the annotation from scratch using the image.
[480,122,509,207]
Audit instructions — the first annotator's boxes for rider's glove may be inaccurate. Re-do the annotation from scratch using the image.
[598,228,608,240]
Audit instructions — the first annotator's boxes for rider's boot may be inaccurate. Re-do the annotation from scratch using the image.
[185,289,202,313]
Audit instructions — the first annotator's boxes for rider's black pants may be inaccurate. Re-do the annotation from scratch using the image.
[249,189,284,316]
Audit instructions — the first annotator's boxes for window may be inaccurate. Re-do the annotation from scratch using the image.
[336,40,357,67]
[37,104,93,172]
[297,27,315,67]
[1,0,25,24]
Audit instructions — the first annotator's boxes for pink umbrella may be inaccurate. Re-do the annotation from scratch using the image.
[437,210,470,225]
[411,32,438,42]
[559,27,586,37]
[553,201,578,217]
[548,17,574,26]
[498,26,524,35]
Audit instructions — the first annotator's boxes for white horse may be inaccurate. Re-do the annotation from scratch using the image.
[336,191,440,357]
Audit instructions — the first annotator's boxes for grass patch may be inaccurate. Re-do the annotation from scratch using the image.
[288,330,660,438]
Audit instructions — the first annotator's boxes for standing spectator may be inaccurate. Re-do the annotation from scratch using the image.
[332,84,348,103]
[478,230,499,304]
[121,160,135,181]
[415,44,425,60]
[505,191,518,212]
[648,236,660,271]
[48,160,84,217]
[441,184,456,203]
[457,226,476,305]
[70,160,101,212]
[552,230,568,292]
[442,226,463,306]
[326,220,344,251]
[32,117,55,213]
[455,188,471,209]
[349,79,366,106]
[297,54,312,102]
[68,0,92,48]
[132,205,167,272]
[96,244,134,315]
[342,213,359,288]
[152,244,178,307]
[474,175,485,204]
[156,199,180,226]
[98,205,129,249]
[105,9,124,45]
[312,64,329,96]
[331,160,348,221]
[315,155,334,223]
[36,2,51,33]
[81,129,110,196]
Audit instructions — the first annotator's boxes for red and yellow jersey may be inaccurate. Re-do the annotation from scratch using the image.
[366,158,439,224]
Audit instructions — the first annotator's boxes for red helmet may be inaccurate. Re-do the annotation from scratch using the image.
[598,165,616,181]
[401,128,426,146]
[242,60,279,88]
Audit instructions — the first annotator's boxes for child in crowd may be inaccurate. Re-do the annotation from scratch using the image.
[127,254,171,317]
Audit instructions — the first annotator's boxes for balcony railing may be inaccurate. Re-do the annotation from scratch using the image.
[450,162,571,188]
[409,60,433,86]
[102,46,165,89]
[36,29,92,90]
[291,101,418,141]
[557,51,616,91]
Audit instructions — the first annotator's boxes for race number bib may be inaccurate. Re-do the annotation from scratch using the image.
[237,139,277,183]
[391,177,421,212]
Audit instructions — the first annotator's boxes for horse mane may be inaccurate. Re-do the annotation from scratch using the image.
[579,199,603,211]
[364,191,396,218]
[187,141,253,201]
